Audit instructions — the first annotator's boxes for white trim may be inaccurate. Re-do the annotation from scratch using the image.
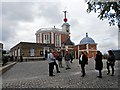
[40,33,42,43]
[51,32,54,44]
[23,57,44,59]
[55,34,61,47]
[38,34,39,43]
[59,34,61,47]
[18,48,20,56]
[15,50,17,56]
[36,34,38,43]
[43,33,50,44]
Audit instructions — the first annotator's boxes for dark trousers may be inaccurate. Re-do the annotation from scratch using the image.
[81,64,86,76]
[107,63,114,75]
[53,62,60,72]
[70,59,73,63]
[49,62,54,76]
[99,70,102,77]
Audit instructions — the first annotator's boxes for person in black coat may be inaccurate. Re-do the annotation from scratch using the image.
[107,50,115,76]
[95,51,103,78]
[79,51,88,77]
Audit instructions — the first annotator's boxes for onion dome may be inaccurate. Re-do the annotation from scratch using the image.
[80,33,95,44]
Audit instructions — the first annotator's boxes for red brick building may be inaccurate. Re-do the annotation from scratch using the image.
[35,11,75,56]
[74,33,97,59]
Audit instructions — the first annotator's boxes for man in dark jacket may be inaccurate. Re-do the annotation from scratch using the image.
[79,51,88,77]
[107,50,115,76]
[95,51,103,78]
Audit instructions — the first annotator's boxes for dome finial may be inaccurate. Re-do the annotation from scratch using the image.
[86,33,88,37]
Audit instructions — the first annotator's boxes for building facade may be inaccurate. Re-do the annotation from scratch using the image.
[35,11,75,56]
[10,11,97,60]
[10,42,54,61]
[74,33,97,59]
[35,27,69,49]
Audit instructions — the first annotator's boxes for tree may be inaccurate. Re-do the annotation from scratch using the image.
[86,0,120,30]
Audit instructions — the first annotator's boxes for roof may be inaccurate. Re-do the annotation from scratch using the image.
[36,27,69,35]
[61,22,70,27]
[10,42,55,51]
[80,33,95,44]
[63,37,74,46]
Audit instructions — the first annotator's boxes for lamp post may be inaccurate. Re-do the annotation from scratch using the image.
[118,20,120,32]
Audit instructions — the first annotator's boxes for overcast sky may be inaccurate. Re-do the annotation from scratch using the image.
[1,0,119,54]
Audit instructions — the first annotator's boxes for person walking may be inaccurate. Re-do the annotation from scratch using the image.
[56,52,63,68]
[95,51,103,78]
[64,51,71,70]
[47,49,55,76]
[79,51,88,77]
[107,50,116,76]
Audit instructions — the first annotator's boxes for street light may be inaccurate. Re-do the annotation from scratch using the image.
[118,20,120,32]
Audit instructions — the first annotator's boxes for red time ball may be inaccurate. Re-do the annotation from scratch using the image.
[64,18,67,22]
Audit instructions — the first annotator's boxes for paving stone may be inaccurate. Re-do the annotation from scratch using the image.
[2,59,120,88]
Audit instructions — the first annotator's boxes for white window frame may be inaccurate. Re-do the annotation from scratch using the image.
[43,33,50,44]
[55,34,61,47]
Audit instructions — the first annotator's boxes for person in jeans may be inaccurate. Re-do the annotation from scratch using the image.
[107,50,115,76]
[64,51,71,70]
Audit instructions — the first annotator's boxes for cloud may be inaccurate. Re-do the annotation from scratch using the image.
[2,2,36,42]
[1,0,119,54]
[37,2,63,25]
[2,2,35,22]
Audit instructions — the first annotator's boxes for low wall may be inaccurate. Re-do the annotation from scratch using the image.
[0,62,16,74]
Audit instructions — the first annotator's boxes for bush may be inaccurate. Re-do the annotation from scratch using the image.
[2,55,8,66]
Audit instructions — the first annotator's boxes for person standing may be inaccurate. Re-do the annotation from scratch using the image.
[70,52,73,63]
[56,52,63,68]
[52,51,60,73]
[64,51,71,70]
[107,50,115,76]
[20,55,23,62]
[47,49,55,76]
[79,51,88,77]
[95,51,103,78]
[45,50,48,60]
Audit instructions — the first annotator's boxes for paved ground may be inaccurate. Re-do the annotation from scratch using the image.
[2,59,120,88]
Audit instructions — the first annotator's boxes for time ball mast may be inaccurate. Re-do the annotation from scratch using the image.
[63,11,68,22]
